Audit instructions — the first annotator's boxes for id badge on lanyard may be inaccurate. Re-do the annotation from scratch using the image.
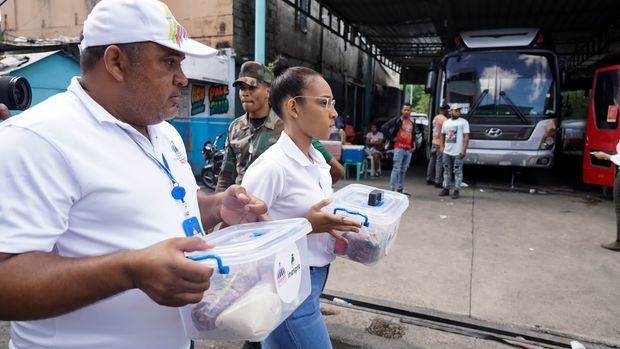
[126,130,204,238]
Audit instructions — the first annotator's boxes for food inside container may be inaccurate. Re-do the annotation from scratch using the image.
[324,184,409,266]
[180,218,312,341]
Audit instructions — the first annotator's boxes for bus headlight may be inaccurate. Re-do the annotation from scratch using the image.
[540,136,555,150]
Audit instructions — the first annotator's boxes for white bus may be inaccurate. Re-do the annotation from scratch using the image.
[425,28,560,168]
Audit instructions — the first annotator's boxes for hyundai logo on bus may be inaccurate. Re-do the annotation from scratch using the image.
[485,128,503,138]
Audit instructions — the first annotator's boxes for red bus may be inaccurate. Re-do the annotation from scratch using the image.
[583,64,620,189]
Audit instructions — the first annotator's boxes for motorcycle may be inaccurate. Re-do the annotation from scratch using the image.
[200,132,225,190]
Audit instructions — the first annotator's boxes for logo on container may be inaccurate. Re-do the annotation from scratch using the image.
[276,262,287,287]
[287,253,301,279]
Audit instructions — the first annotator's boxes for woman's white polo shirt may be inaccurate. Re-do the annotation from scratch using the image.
[242,132,335,267]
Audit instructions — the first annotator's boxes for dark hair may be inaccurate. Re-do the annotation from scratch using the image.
[403,102,412,108]
[272,56,289,78]
[269,65,321,117]
[80,42,147,74]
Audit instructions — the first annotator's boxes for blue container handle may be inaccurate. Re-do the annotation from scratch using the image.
[187,254,230,274]
[333,207,369,227]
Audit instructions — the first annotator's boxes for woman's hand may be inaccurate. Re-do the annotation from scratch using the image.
[304,199,361,241]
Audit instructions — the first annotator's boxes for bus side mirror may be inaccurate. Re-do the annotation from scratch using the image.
[425,70,437,94]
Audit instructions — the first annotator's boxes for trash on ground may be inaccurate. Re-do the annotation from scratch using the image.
[446,202,454,206]
[570,340,586,349]
[440,215,448,219]
[462,182,469,187]
[479,189,485,192]
[332,297,350,305]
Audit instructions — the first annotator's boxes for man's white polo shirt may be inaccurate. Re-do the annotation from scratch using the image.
[241,132,335,267]
[0,77,200,349]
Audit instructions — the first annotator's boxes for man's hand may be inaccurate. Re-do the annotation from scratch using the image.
[304,199,361,241]
[459,150,466,158]
[593,151,611,161]
[0,103,10,121]
[220,185,269,225]
[128,237,214,307]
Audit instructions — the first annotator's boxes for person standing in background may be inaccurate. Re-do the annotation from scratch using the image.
[384,103,415,195]
[439,106,469,199]
[593,145,620,251]
[426,103,450,187]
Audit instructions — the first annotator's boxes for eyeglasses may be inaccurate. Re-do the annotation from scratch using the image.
[292,96,336,110]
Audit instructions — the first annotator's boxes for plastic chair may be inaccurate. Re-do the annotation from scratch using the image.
[343,159,368,181]
[365,154,381,177]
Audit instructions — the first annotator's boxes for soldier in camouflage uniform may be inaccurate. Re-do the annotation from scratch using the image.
[215,61,284,193]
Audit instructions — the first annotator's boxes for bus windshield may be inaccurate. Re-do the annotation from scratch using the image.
[443,52,556,118]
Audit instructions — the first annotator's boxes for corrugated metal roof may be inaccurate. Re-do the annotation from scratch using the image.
[0,51,59,75]
[318,0,620,82]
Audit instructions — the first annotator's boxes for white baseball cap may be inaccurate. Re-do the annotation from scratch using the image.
[80,0,217,57]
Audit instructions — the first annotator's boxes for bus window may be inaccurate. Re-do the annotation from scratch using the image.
[593,69,620,130]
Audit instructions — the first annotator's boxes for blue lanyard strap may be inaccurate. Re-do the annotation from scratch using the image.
[124,129,187,203]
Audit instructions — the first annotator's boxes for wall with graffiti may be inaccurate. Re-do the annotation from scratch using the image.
[208,85,230,115]
[177,82,231,118]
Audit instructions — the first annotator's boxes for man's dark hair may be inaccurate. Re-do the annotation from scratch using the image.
[269,66,321,117]
[80,42,148,74]
[403,102,412,108]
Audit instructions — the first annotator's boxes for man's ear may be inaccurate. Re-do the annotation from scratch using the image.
[102,45,127,82]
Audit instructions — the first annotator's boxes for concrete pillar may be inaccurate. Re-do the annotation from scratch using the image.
[363,56,374,128]
[254,0,266,63]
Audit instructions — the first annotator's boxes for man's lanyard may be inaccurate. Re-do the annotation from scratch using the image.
[122,128,204,237]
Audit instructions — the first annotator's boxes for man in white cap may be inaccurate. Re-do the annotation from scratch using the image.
[0,1,267,348]
[439,105,469,199]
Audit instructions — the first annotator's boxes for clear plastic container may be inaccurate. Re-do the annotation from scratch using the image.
[323,184,409,266]
[180,218,312,341]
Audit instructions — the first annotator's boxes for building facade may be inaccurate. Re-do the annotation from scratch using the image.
[1,0,401,130]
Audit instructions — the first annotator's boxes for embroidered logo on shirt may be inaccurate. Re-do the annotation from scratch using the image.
[171,142,187,164]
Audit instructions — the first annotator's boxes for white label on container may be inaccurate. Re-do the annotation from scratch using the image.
[273,243,302,303]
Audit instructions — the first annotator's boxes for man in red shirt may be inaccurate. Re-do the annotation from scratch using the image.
[388,103,416,194]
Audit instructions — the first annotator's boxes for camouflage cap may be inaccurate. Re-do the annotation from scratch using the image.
[233,61,274,87]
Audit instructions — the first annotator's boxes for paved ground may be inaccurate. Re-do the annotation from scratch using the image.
[2,158,619,348]
[328,165,620,343]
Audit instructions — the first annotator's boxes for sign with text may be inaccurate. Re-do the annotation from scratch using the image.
[191,84,206,116]
[209,85,229,115]
[607,105,618,123]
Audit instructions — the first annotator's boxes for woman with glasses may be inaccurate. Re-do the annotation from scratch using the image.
[241,63,360,349]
